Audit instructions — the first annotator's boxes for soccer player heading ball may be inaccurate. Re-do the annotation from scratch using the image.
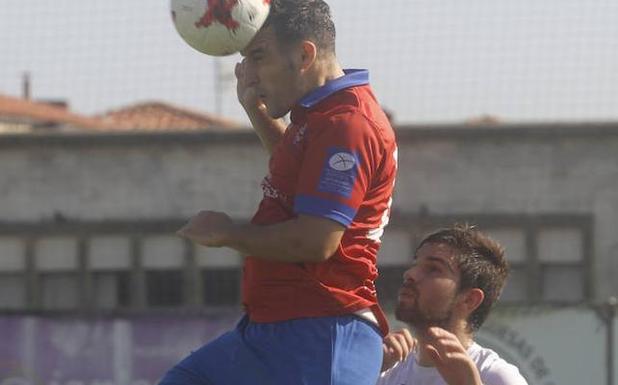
[162,0,398,384]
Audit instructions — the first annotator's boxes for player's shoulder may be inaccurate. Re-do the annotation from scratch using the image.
[308,93,395,145]
[469,343,530,385]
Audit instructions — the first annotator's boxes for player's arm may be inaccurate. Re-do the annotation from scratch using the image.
[177,211,344,263]
[236,60,286,154]
[179,114,375,262]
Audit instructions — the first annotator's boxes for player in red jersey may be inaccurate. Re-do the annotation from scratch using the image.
[160,1,397,384]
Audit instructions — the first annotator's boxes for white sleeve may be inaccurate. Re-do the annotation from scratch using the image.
[376,360,406,385]
[480,360,530,385]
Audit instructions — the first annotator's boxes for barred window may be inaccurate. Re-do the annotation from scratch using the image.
[0,237,26,309]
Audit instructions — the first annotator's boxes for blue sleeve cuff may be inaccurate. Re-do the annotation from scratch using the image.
[294,195,357,227]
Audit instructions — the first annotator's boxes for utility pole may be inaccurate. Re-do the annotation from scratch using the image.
[22,72,31,100]
[214,58,223,116]
[213,57,237,118]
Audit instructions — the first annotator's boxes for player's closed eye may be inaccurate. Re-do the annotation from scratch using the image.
[250,51,265,62]
[409,260,440,275]
[415,260,442,275]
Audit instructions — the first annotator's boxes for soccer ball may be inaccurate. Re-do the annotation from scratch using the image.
[171,0,271,56]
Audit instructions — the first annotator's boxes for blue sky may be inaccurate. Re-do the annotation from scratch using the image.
[1,0,617,124]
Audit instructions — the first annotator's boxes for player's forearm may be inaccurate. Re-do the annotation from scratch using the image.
[245,105,286,154]
[225,218,340,263]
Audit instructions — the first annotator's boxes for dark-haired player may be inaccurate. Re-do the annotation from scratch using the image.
[378,224,528,385]
[161,1,397,384]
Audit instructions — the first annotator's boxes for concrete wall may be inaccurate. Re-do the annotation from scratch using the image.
[0,133,268,221]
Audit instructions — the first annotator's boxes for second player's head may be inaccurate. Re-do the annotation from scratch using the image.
[240,0,339,118]
[396,224,509,334]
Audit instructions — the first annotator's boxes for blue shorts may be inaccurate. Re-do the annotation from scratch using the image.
[158,314,383,385]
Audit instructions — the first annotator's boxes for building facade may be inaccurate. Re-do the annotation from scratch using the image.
[0,123,617,312]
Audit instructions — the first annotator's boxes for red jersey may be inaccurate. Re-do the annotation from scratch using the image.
[242,70,398,335]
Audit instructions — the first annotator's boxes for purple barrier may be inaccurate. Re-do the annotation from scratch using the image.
[0,313,240,385]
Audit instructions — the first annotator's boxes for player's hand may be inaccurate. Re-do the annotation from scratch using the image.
[382,328,416,372]
[235,59,267,113]
[177,211,235,247]
[421,327,482,385]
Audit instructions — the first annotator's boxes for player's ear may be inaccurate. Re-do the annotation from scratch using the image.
[462,288,484,314]
[298,40,318,73]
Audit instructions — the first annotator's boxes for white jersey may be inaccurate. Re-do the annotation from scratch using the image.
[377,342,529,385]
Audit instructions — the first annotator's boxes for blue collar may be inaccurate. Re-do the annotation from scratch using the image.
[298,69,369,108]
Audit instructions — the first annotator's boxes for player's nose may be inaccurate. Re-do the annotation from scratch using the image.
[402,265,420,283]
[402,268,412,283]
[243,61,259,84]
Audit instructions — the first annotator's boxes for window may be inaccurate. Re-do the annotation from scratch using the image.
[146,270,184,307]
[89,236,132,309]
[0,237,26,309]
[201,269,240,306]
[142,236,185,307]
[196,246,241,306]
[376,231,412,311]
[538,228,585,302]
[35,237,80,310]
[0,275,25,309]
[487,228,528,302]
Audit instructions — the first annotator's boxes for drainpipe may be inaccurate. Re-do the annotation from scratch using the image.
[608,297,617,385]
[597,297,617,385]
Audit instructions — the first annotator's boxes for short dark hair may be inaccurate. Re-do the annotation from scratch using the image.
[264,0,336,55]
[417,224,510,331]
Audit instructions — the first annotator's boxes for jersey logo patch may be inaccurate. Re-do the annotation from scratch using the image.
[318,149,359,198]
[329,152,356,171]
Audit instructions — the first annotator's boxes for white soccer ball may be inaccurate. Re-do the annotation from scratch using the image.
[171,0,271,56]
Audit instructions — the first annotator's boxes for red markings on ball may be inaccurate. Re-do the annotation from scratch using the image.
[195,0,241,32]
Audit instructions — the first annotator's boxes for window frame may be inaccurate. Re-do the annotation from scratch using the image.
[382,212,594,305]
